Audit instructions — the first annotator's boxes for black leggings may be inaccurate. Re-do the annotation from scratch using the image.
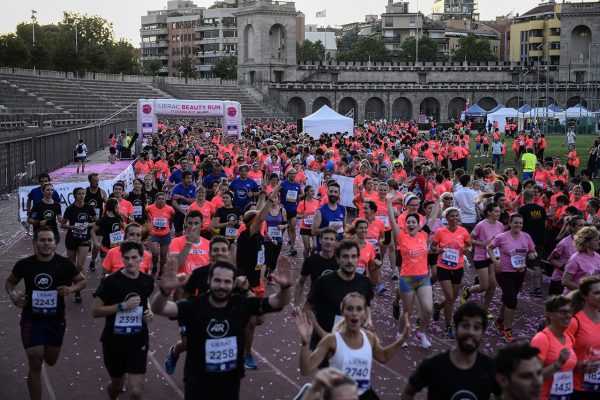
[496,271,526,310]
[264,241,282,272]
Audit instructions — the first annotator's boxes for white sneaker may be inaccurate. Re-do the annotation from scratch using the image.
[416,331,432,349]
[397,332,409,348]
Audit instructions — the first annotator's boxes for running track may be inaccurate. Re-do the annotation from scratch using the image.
[0,197,550,400]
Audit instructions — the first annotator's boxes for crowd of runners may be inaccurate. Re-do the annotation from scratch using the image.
[6,117,600,400]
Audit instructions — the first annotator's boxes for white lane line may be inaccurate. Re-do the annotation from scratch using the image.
[42,364,57,400]
[147,351,185,399]
[252,348,302,390]
[374,360,409,381]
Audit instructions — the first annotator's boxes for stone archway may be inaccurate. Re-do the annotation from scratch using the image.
[392,97,412,120]
[506,96,525,109]
[535,97,556,108]
[447,97,467,121]
[478,97,498,111]
[312,96,331,112]
[269,24,287,59]
[287,97,306,119]
[244,24,255,61]
[567,96,587,108]
[420,97,440,121]
[365,97,385,120]
[570,25,592,64]
[338,97,358,122]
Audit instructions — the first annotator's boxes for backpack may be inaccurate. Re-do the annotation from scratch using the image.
[76,143,84,153]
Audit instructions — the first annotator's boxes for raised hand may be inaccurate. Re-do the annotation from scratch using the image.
[184,223,200,244]
[160,257,180,291]
[271,256,293,288]
[293,310,314,343]
[124,295,141,310]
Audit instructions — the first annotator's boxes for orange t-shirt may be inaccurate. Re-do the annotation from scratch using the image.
[188,200,215,231]
[297,199,319,229]
[169,236,211,275]
[146,204,175,236]
[102,248,152,274]
[210,195,224,210]
[356,242,376,276]
[397,212,426,232]
[566,310,600,392]
[372,197,391,230]
[433,226,471,270]
[116,199,134,222]
[396,230,429,276]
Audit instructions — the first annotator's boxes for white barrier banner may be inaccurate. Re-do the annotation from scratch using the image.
[304,170,356,209]
[18,163,136,222]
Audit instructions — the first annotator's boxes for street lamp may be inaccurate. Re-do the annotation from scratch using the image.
[31,10,37,46]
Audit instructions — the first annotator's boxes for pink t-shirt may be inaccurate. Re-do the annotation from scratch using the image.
[547,235,576,281]
[491,231,535,273]
[471,219,505,261]
[564,252,600,290]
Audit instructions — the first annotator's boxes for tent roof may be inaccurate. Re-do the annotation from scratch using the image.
[488,107,519,117]
[518,104,531,113]
[303,105,352,122]
[488,104,505,113]
[548,104,563,112]
[465,104,487,116]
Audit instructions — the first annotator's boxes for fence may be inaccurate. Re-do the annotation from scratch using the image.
[0,118,136,194]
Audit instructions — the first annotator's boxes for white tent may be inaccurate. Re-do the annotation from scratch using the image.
[486,107,518,132]
[564,104,594,118]
[302,105,354,139]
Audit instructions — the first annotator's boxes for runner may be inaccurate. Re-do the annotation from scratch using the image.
[60,187,97,303]
[562,227,600,292]
[150,257,293,400]
[212,191,243,246]
[296,185,319,258]
[230,164,260,211]
[488,213,538,342]
[530,296,578,400]
[168,210,210,277]
[102,223,152,275]
[145,192,175,277]
[294,293,409,400]
[127,178,148,225]
[345,220,379,285]
[519,189,547,298]
[280,168,302,257]
[462,202,504,318]
[75,139,87,174]
[312,182,346,247]
[112,182,134,224]
[5,227,86,400]
[263,192,287,284]
[402,302,497,399]
[26,173,61,235]
[92,241,155,400]
[141,174,159,205]
[90,198,125,257]
[547,216,584,296]
[188,186,214,239]
[28,183,62,244]
[494,343,544,400]
[171,171,196,237]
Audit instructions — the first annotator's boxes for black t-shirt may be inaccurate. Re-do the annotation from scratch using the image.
[127,192,147,223]
[306,272,374,333]
[518,203,547,245]
[177,294,276,381]
[96,214,123,249]
[215,206,243,238]
[409,350,495,400]
[300,253,338,290]
[63,204,96,241]
[30,200,62,234]
[85,188,105,218]
[11,254,80,319]
[184,264,212,296]
[235,228,264,288]
[142,187,159,205]
[93,270,154,346]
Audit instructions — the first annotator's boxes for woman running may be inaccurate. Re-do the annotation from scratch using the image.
[531,296,578,400]
[264,192,287,284]
[145,192,175,277]
[430,207,471,339]
[28,182,62,244]
[566,276,600,398]
[345,220,379,282]
[188,186,214,239]
[462,202,505,319]
[294,292,409,400]
[142,174,159,205]
[127,178,148,225]
[547,216,585,296]
[488,213,538,342]
[297,185,319,258]
[562,227,600,292]
[91,198,125,255]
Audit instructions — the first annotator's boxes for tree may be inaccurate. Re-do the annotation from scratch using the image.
[176,56,197,80]
[398,36,438,62]
[106,40,138,74]
[336,29,358,53]
[0,34,29,67]
[211,56,237,80]
[143,60,163,76]
[296,39,325,62]
[336,36,391,62]
[451,33,497,62]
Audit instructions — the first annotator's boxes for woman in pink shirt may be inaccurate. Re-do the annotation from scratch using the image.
[562,227,600,292]
[488,213,537,343]
[547,216,584,295]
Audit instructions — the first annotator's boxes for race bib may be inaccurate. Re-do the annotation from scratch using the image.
[114,306,143,335]
[549,370,573,399]
[376,215,389,228]
[511,254,526,269]
[133,206,142,217]
[329,221,344,235]
[94,208,101,217]
[72,222,88,239]
[493,248,500,259]
[285,190,298,202]
[253,178,262,186]
[153,217,167,229]
[225,226,238,239]
[268,226,282,239]
[343,356,371,391]
[32,290,57,315]
[535,181,544,188]
[179,203,189,212]
[441,248,459,267]
[303,215,314,226]
[256,246,266,269]
[356,266,366,275]
[367,238,380,251]
[205,337,237,372]
[109,231,124,247]
[583,363,600,391]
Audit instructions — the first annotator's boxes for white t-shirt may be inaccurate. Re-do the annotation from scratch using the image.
[75,143,87,157]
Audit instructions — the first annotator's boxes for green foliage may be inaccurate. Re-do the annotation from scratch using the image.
[398,36,438,62]
[143,60,164,76]
[336,36,391,62]
[336,29,358,54]
[296,39,325,62]
[1,12,139,74]
[176,56,198,80]
[211,56,237,80]
[451,33,497,62]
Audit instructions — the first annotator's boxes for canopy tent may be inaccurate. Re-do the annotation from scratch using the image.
[302,105,354,139]
[486,107,518,132]
[564,104,594,118]
[519,107,559,119]
[465,104,487,117]
[548,104,563,112]
[518,104,532,113]
[488,104,505,114]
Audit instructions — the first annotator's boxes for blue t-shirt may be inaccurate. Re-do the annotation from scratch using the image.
[325,160,335,172]
[168,169,183,184]
[172,183,196,213]
[280,180,301,213]
[27,187,61,206]
[317,203,346,249]
[230,178,259,210]
[203,172,226,188]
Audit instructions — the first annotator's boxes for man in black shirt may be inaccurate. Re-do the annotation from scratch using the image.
[92,241,154,400]
[151,258,293,400]
[494,343,543,400]
[293,228,338,308]
[5,227,86,400]
[304,239,374,344]
[517,189,547,297]
[402,302,497,400]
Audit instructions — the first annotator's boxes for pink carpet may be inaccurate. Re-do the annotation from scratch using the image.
[50,160,133,183]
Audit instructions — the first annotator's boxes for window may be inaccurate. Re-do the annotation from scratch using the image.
[410,16,416,25]
[172,23,176,29]
[384,16,393,27]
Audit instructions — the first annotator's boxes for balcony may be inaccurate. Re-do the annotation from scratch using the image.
[549,49,560,57]
[529,49,542,58]
[141,41,169,48]
[140,54,169,61]
[194,37,238,46]
[140,28,168,36]
[529,36,543,44]
[548,35,560,43]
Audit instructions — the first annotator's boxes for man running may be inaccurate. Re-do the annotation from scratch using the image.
[312,182,346,248]
[5,227,86,400]
[85,173,108,272]
[494,343,543,400]
[280,168,302,256]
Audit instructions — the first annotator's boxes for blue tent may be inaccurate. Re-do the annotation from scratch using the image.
[518,104,531,113]
[488,104,505,113]
[548,104,563,112]
[465,104,487,117]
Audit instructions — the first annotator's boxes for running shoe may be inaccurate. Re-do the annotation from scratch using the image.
[88,262,96,272]
[503,328,515,343]
[244,354,258,369]
[416,331,432,349]
[391,271,399,281]
[375,283,386,294]
[529,288,543,298]
[164,345,178,375]
[397,332,408,348]
[459,286,471,305]
[493,319,505,336]
[433,301,441,322]
[443,327,454,340]
[74,291,82,303]
[392,301,400,320]
[288,248,298,257]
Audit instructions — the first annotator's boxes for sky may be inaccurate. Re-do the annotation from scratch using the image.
[1,0,544,45]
